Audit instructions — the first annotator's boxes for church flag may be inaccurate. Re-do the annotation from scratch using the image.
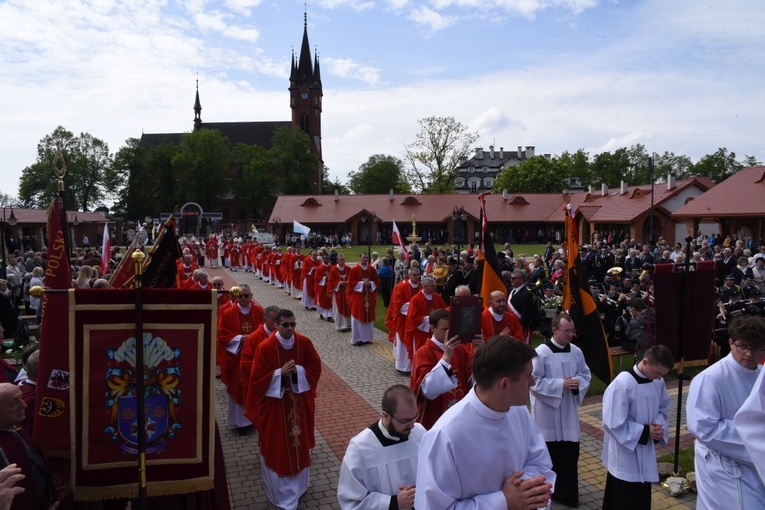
[34,196,73,452]
[477,193,505,306]
[293,220,311,237]
[562,203,613,384]
[142,220,181,288]
[101,223,111,273]
[391,220,409,259]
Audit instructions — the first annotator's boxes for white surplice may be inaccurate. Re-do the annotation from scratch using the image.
[415,387,555,509]
[337,419,426,510]
[734,367,765,484]
[687,353,765,510]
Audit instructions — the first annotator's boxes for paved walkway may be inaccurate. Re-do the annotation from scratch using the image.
[210,267,697,509]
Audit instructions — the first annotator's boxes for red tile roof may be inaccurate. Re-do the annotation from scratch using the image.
[673,166,765,218]
[3,208,110,225]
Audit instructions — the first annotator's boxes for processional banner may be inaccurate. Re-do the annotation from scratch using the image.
[69,288,217,500]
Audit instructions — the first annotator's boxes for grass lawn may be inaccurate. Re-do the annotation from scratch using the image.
[338,243,553,260]
[658,447,695,476]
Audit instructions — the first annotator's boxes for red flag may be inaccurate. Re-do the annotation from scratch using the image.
[101,223,111,273]
[34,197,73,452]
[392,220,409,260]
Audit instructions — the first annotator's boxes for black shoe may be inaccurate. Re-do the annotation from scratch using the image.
[319,314,325,320]
[236,425,253,436]
[327,317,335,323]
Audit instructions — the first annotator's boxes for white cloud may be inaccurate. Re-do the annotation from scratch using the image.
[342,124,376,141]
[408,5,456,32]
[224,0,263,17]
[324,58,381,86]
[316,0,375,11]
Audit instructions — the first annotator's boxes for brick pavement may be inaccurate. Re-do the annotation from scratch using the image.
[210,266,697,509]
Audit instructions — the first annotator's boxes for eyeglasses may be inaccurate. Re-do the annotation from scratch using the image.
[280,322,297,328]
[732,342,765,356]
[212,284,223,288]
[240,294,251,298]
[389,413,419,426]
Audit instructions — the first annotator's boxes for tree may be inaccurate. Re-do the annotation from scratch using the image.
[172,129,231,210]
[492,156,565,194]
[270,127,320,194]
[590,148,631,187]
[18,126,116,211]
[347,154,410,194]
[146,142,180,213]
[404,116,478,193]
[112,138,153,218]
[652,151,694,180]
[0,193,18,207]
[693,148,743,184]
[322,171,351,195]
[231,142,273,219]
[742,154,761,167]
[557,149,592,185]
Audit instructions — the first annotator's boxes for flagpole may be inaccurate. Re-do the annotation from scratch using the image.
[132,250,149,508]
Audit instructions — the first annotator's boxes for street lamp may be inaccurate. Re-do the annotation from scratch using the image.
[359,211,377,261]
[1,207,18,279]
[451,206,467,254]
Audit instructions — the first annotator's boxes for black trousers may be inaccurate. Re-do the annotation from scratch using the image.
[547,440,579,506]
[602,471,651,510]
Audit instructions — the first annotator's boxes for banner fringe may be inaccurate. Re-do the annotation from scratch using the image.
[73,479,215,501]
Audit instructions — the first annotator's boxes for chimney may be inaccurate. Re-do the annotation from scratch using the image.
[389,188,394,201]
[525,145,535,157]
[502,188,508,201]
[334,188,339,202]
[489,145,494,159]
[667,172,676,190]
[499,146,504,159]
[517,146,523,158]
[601,182,608,196]
[588,185,594,194]
[620,180,628,194]
[475,147,483,159]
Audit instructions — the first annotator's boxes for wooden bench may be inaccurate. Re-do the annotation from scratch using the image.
[609,346,634,371]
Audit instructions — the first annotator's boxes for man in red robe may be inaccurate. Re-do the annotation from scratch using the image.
[385,267,421,372]
[217,284,264,434]
[205,234,219,269]
[410,309,473,429]
[301,250,318,310]
[282,247,294,295]
[313,255,334,322]
[405,276,447,354]
[177,253,198,281]
[347,252,381,345]
[481,290,524,341]
[212,276,228,311]
[271,247,283,288]
[290,247,303,300]
[328,254,351,332]
[230,242,243,272]
[239,305,280,404]
[245,310,321,509]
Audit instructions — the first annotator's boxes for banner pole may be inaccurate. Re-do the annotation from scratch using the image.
[132,250,149,508]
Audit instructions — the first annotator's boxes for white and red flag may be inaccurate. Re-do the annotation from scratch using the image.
[101,223,111,272]
[392,220,409,259]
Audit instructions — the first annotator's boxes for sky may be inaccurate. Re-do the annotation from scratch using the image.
[2,0,764,206]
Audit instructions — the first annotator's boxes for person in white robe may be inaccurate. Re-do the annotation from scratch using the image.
[337,385,425,510]
[601,344,673,510]
[415,335,555,509]
[734,366,765,484]
[687,315,765,510]
[530,312,591,508]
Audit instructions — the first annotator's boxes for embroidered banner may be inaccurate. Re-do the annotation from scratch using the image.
[69,288,217,500]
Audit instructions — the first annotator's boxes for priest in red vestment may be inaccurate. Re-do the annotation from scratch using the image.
[328,254,351,332]
[301,250,318,310]
[410,309,473,429]
[291,247,303,300]
[481,290,524,341]
[282,247,294,295]
[205,234,219,269]
[245,310,321,509]
[217,284,264,433]
[405,276,447,354]
[239,306,280,403]
[346,252,381,345]
[385,267,421,372]
[313,255,334,322]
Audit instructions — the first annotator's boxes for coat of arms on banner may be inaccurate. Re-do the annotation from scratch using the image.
[103,332,181,455]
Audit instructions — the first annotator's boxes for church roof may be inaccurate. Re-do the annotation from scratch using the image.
[140,121,290,149]
[673,166,765,218]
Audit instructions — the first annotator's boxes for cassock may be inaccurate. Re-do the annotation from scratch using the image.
[411,337,472,430]
[301,256,317,309]
[337,420,426,510]
[415,387,555,508]
[246,332,321,510]
[347,263,381,344]
[480,308,524,342]
[238,323,274,404]
[0,427,56,510]
[404,291,447,354]
[217,301,264,427]
[291,254,304,300]
[734,367,765,484]
[601,366,670,510]
[530,339,591,507]
[205,239,219,268]
[314,261,334,319]
[282,252,293,294]
[384,280,420,372]
[687,353,764,510]
[19,379,37,434]
[328,264,352,331]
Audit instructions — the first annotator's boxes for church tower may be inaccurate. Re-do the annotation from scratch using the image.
[193,78,202,131]
[289,12,323,193]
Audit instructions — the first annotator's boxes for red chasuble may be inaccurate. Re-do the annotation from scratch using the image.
[246,333,322,477]
[217,302,264,404]
[480,308,524,341]
[385,280,421,344]
[301,256,316,300]
[346,263,381,323]
[328,265,351,316]
[405,291,447,354]
[292,254,303,290]
[239,324,272,402]
[313,262,333,309]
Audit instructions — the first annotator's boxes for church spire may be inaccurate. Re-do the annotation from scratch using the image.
[297,10,313,79]
[193,76,202,131]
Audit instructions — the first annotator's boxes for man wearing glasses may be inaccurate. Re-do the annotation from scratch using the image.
[337,384,425,510]
[246,309,321,510]
[687,315,765,509]
[217,284,264,435]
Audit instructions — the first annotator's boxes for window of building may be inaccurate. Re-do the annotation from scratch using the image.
[455,178,465,188]
[468,166,475,173]
[484,178,493,188]
[483,166,489,173]
[468,177,481,193]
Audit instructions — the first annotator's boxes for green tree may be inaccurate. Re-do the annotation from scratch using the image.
[557,149,592,185]
[590,148,631,187]
[18,126,116,211]
[404,116,479,193]
[742,154,761,167]
[231,143,273,218]
[0,192,18,207]
[492,156,565,193]
[322,172,351,195]
[270,127,320,194]
[112,137,154,218]
[693,147,743,184]
[652,151,694,180]
[146,142,180,213]
[172,129,230,210]
[348,154,410,194]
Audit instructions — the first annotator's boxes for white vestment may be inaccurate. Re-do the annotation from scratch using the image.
[734,367,765,484]
[392,332,411,372]
[415,387,555,509]
[337,419,426,510]
[601,366,669,483]
[530,340,591,442]
[687,353,765,510]
[351,318,374,344]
